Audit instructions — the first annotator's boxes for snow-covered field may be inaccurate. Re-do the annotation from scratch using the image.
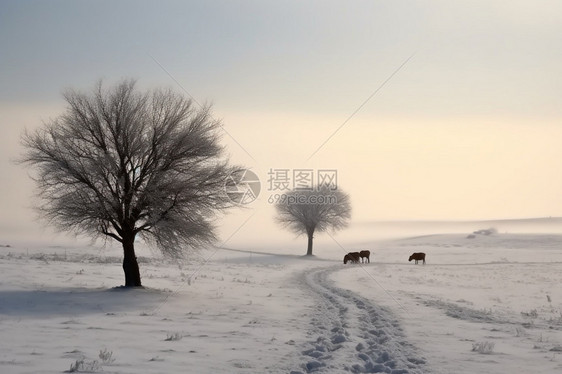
[1,232,561,373]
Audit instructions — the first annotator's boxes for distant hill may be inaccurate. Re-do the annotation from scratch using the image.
[357,217,562,226]
[346,217,562,242]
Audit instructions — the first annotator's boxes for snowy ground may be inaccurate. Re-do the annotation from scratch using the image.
[0,233,561,373]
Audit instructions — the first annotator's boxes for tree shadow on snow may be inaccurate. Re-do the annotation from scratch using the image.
[0,287,167,318]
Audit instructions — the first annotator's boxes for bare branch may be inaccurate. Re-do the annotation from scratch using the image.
[275,188,351,255]
[19,79,241,258]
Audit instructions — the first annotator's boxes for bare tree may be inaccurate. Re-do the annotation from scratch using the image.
[275,188,351,256]
[20,80,242,287]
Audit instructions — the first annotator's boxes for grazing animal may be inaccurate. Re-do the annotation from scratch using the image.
[343,252,361,264]
[359,250,371,263]
[350,252,360,263]
[408,252,426,264]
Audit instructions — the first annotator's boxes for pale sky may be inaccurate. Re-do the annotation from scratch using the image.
[1,1,562,246]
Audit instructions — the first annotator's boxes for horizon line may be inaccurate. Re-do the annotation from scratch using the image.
[354,216,562,225]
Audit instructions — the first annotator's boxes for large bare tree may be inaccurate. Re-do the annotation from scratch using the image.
[275,188,351,256]
[20,80,241,287]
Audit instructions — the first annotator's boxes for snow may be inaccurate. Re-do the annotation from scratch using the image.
[1,232,561,373]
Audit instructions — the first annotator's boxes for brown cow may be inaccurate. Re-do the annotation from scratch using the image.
[408,252,426,264]
[359,250,371,263]
[343,252,360,264]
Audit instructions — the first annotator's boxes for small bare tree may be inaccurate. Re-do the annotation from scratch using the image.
[20,79,241,287]
[275,188,351,256]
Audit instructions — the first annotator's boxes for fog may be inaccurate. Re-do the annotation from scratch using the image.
[2,1,562,252]
[216,215,562,256]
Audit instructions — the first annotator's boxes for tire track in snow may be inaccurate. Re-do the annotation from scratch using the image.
[291,266,427,374]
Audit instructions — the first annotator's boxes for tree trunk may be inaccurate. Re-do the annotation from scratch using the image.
[306,229,314,256]
[122,234,142,287]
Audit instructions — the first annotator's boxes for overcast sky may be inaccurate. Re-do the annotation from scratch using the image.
[2,1,562,246]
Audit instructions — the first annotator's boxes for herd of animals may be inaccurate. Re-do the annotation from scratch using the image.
[343,251,426,265]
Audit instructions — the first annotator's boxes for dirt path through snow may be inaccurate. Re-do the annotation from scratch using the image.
[289,265,427,374]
